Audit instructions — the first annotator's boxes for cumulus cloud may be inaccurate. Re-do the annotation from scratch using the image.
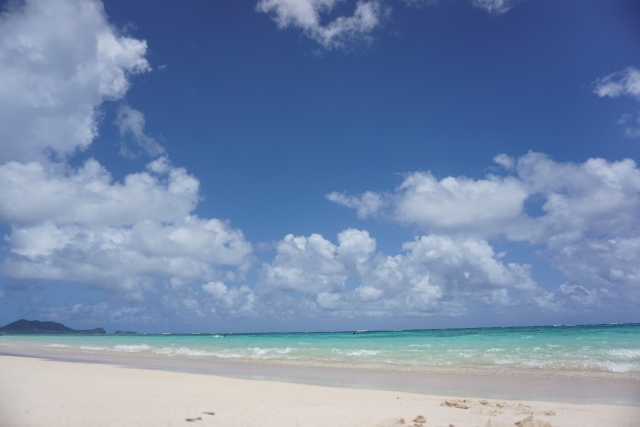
[260,229,376,295]
[393,172,528,235]
[259,230,538,317]
[0,0,253,303]
[201,282,256,316]
[329,152,640,294]
[1,160,253,299]
[328,168,529,237]
[256,0,384,50]
[0,0,150,163]
[0,157,198,227]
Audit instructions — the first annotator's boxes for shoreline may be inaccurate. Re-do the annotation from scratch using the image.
[1,354,639,427]
[2,347,639,405]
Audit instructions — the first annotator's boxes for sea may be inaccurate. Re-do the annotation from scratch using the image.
[2,323,639,380]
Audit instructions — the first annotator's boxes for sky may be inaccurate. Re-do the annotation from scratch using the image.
[0,0,639,333]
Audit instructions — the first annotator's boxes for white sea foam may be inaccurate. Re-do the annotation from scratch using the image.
[595,361,636,373]
[112,344,151,352]
[213,352,243,358]
[345,349,379,357]
[605,349,640,358]
[45,344,70,347]
[175,347,217,357]
[152,347,174,355]
[79,346,107,350]
[332,348,380,356]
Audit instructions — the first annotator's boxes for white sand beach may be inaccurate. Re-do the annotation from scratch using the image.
[1,355,638,427]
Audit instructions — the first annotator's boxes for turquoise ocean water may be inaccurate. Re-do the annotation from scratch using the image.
[2,324,639,379]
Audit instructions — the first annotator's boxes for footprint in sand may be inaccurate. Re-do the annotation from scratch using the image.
[202,412,215,416]
[185,417,202,422]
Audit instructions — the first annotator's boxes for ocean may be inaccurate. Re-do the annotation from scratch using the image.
[2,323,639,380]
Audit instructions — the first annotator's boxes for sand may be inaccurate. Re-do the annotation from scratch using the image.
[0,355,638,427]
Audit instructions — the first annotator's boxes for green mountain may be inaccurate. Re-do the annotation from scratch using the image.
[0,319,106,335]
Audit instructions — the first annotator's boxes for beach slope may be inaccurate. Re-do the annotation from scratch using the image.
[0,355,638,427]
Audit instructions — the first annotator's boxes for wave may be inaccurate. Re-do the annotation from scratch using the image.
[79,346,107,350]
[331,349,380,357]
[112,344,151,352]
[605,349,640,358]
[175,347,217,357]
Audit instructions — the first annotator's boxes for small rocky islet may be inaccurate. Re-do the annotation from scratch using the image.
[0,319,105,335]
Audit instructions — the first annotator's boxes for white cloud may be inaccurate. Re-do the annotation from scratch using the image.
[116,105,165,158]
[0,0,150,163]
[259,230,538,317]
[0,0,254,302]
[594,67,640,101]
[513,153,640,247]
[202,282,256,316]
[260,229,375,294]
[471,0,519,14]
[0,157,198,227]
[0,158,253,298]
[545,237,640,289]
[594,67,640,138]
[329,170,529,236]
[3,211,253,299]
[256,0,384,50]
[393,172,528,235]
[330,152,640,294]
[256,0,522,50]
[326,191,383,219]
[532,284,618,314]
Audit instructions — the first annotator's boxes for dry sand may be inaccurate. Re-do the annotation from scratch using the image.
[0,355,638,427]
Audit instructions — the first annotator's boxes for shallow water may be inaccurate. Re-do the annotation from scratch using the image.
[2,323,639,379]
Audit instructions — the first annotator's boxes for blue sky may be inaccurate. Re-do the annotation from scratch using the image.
[1,0,639,332]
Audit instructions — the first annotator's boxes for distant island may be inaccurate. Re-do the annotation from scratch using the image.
[115,330,137,335]
[0,319,106,335]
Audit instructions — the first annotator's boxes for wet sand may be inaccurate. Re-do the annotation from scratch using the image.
[1,346,639,405]
[1,353,639,427]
